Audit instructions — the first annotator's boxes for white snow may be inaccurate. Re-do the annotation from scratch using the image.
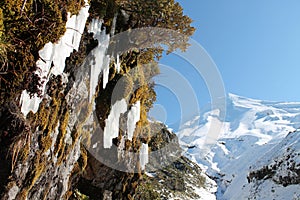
[177,93,300,200]
[145,172,156,178]
[127,101,140,140]
[20,91,40,116]
[20,2,90,116]
[243,179,300,200]
[103,99,127,148]
[140,143,148,170]
[187,184,216,200]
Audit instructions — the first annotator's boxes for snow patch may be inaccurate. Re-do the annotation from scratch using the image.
[145,172,156,178]
[186,183,216,200]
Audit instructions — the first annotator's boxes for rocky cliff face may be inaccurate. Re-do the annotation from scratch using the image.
[0,2,92,198]
[0,0,207,199]
[76,121,214,200]
[134,122,216,200]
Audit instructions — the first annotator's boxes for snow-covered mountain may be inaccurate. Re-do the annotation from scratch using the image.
[177,93,300,200]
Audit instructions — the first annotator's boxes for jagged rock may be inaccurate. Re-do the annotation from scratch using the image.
[134,122,213,200]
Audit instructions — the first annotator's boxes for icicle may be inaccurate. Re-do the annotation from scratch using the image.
[110,12,118,36]
[140,143,149,170]
[102,55,111,89]
[127,101,140,140]
[88,16,122,92]
[73,2,90,51]
[88,18,104,41]
[120,10,130,25]
[115,54,121,73]
[103,99,127,148]
[110,13,121,74]
[87,19,111,100]
[51,13,76,75]
[20,4,90,116]
[52,4,90,75]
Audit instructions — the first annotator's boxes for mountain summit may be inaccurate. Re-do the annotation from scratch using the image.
[177,93,300,200]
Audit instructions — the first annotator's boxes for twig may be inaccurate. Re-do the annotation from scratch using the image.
[0,62,8,74]
[20,0,28,16]
[66,27,83,35]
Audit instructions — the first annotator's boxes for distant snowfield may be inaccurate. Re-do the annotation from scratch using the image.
[177,93,300,200]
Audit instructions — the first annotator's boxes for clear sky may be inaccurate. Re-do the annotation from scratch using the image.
[149,0,300,129]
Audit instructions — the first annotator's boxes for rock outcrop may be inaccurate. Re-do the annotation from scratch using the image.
[248,131,300,186]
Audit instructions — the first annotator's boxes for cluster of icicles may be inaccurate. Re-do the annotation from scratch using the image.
[19,1,148,170]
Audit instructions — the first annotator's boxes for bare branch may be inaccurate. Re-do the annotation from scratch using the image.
[20,0,28,16]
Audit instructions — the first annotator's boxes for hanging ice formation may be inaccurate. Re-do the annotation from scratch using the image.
[87,18,111,101]
[20,1,90,116]
[115,54,121,73]
[127,101,141,140]
[18,1,148,169]
[20,3,118,115]
[140,143,149,170]
[103,99,148,169]
[103,99,127,148]
[103,100,142,148]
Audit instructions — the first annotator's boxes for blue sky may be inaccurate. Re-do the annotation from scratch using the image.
[149,0,300,129]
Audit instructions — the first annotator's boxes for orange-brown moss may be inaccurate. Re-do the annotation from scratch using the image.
[77,146,88,172]
[0,0,85,105]
[38,97,61,154]
[18,152,46,199]
[53,110,70,156]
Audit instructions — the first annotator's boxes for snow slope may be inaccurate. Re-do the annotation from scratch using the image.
[246,131,300,200]
[177,93,300,200]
